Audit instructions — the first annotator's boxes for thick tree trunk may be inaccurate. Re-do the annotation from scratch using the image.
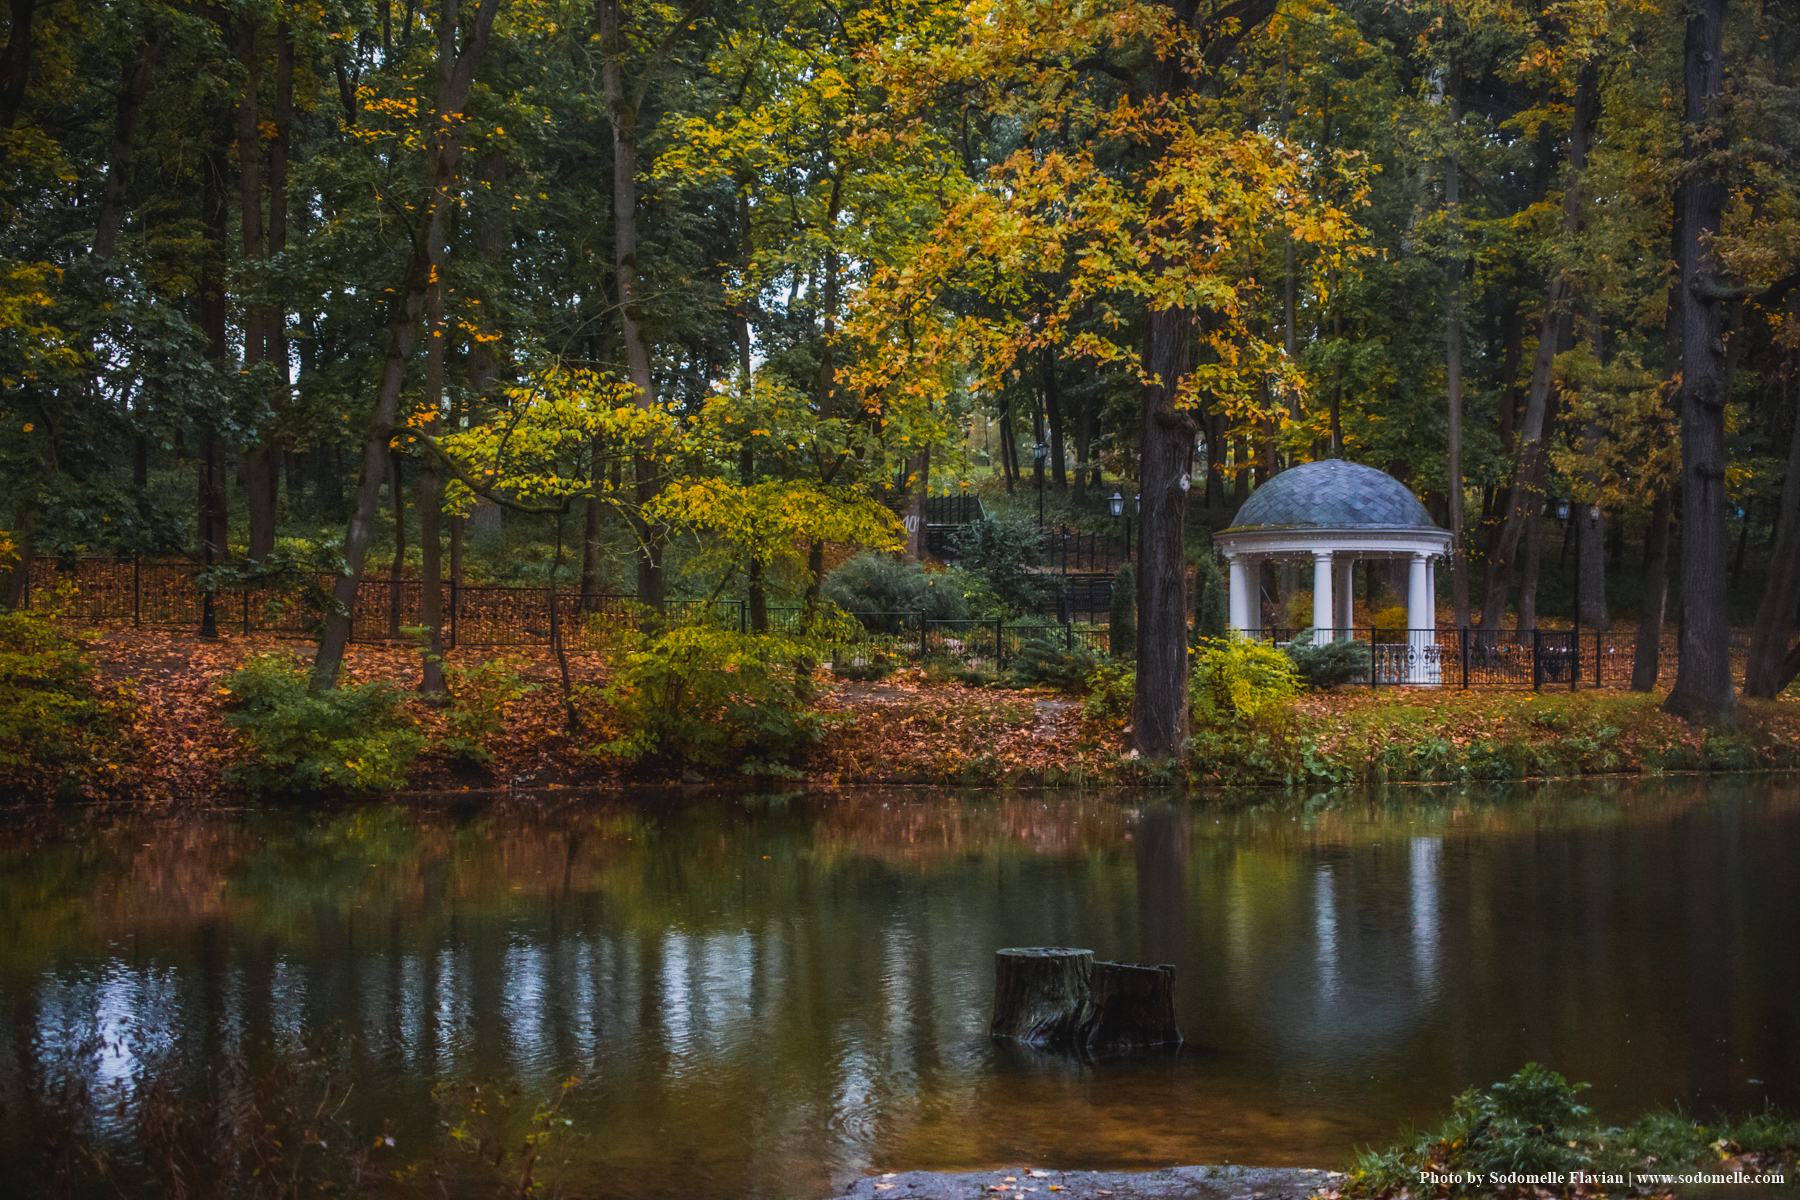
[1480,67,1597,631]
[1665,0,1737,723]
[998,397,1018,492]
[1134,302,1196,760]
[599,0,664,614]
[1745,399,1800,696]
[1632,488,1672,690]
[312,0,501,691]
[990,948,1093,1045]
[0,0,38,130]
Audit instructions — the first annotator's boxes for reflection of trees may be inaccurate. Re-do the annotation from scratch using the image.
[0,776,1792,1197]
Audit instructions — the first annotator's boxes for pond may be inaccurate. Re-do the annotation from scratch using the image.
[0,776,1796,1198]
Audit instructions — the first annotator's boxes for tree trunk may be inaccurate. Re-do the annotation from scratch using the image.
[1444,75,1470,627]
[1074,962,1181,1052]
[1632,488,1672,690]
[1665,0,1737,723]
[1744,395,1800,696]
[387,450,406,640]
[0,0,38,130]
[599,0,664,615]
[990,948,1093,1045]
[1480,66,1597,631]
[312,0,501,692]
[1518,502,1542,631]
[998,395,1019,492]
[1577,307,1609,629]
[1045,347,1066,491]
[236,15,277,563]
[902,445,929,564]
[1133,298,1197,760]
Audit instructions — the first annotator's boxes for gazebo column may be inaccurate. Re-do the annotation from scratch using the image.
[1227,554,1251,633]
[1312,551,1334,643]
[1407,552,1434,684]
[1333,556,1355,639]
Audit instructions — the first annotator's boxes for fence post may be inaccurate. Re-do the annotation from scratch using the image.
[1461,625,1470,690]
[1595,629,1601,688]
[242,587,250,635]
[918,610,926,662]
[1370,628,1377,690]
[1533,627,1543,691]
[1570,627,1578,692]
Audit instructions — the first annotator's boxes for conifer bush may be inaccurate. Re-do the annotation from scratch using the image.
[224,654,423,795]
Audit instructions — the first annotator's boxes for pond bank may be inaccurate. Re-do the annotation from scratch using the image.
[7,620,1800,802]
[841,1165,1345,1200]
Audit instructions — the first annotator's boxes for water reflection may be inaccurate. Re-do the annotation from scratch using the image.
[0,777,1795,1199]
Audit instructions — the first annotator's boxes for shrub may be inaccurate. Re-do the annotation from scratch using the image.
[597,623,852,776]
[1283,629,1369,689]
[1082,662,1134,728]
[822,553,970,629]
[224,654,423,795]
[1190,636,1298,726]
[1011,636,1100,692]
[948,517,1045,614]
[1372,604,1409,639]
[1109,562,1137,659]
[0,607,130,795]
[1193,554,1229,641]
[439,657,537,763]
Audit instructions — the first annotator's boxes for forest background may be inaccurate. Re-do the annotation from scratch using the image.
[1,0,1799,774]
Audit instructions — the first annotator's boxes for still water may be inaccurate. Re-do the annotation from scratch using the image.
[0,777,1796,1197]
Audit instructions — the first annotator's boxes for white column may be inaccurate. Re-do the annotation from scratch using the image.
[1407,552,1433,684]
[1425,557,1438,632]
[1228,554,1250,633]
[1312,551,1334,643]
[1333,557,1355,639]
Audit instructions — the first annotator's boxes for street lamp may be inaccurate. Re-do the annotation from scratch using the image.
[1033,440,1048,526]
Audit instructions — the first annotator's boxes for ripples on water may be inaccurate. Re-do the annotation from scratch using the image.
[0,777,1795,1199]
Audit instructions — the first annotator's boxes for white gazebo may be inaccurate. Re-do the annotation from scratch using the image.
[1214,459,1452,684]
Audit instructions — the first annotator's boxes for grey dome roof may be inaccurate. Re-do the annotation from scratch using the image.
[1226,459,1437,531]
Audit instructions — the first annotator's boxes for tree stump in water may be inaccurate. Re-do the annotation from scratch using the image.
[1076,962,1181,1051]
[990,947,1093,1045]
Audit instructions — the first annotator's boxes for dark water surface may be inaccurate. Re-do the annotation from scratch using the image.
[1,777,1797,1198]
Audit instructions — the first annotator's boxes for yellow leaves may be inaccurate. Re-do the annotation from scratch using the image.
[647,480,904,563]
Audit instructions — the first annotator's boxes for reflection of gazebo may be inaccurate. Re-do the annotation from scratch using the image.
[1215,459,1451,683]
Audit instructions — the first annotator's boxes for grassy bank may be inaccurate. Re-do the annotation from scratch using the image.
[2,611,1797,802]
[1330,1065,1795,1200]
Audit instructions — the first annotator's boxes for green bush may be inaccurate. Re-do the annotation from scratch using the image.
[948,517,1045,614]
[1190,635,1298,726]
[1011,636,1100,692]
[1284,629,1368,689]
[224,654,423,795]
[597,624,851,776]
[0,607,129,795]
[1082,662,1135,728]
[439,657,537,763]
[1109,562,1136,659]
[1193,553,1229,641]
[822,553,971,629]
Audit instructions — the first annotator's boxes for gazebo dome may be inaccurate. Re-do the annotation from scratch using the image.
[1227,459,1436,532]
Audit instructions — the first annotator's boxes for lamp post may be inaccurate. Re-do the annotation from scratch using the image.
[1033,440,1048,526]
[1548,497,1581,684]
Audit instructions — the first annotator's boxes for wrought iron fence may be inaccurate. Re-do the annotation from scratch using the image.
[1242,625,1747,691]
[24,559,1757,690]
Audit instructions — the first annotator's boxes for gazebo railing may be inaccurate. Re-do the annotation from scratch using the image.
[1238,626,1669,691]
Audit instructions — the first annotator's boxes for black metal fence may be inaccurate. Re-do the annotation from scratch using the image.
[1243,626,1746,691]
[26,559,1749,690]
